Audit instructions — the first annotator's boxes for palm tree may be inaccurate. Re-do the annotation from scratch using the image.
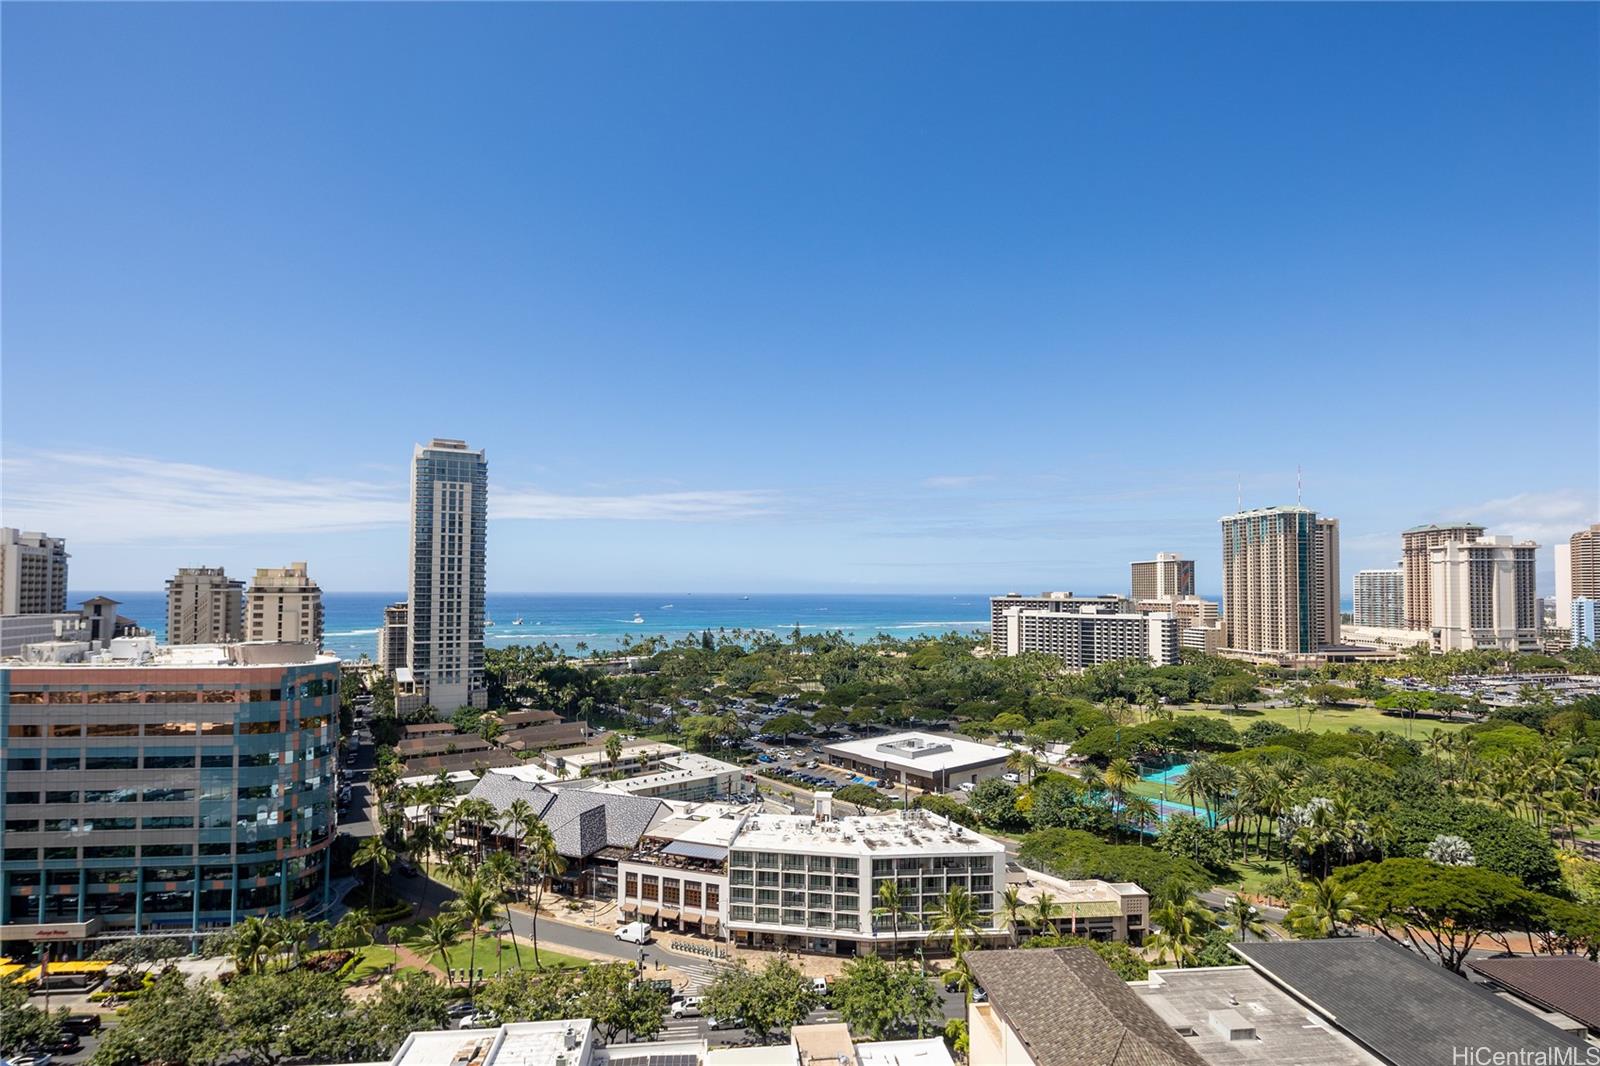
[413,914,463,983]
[928,885,981,966]
[605,733,624,775]
[447,880,501,992]
[353,835,396,911]
[525,820,566,968]
[999,886,1028,945]
[873,881,908,962]
[1123,795,1160,843]
[1102,758,1138,814]
[410,821,445,878]
[1031,891,1060,936]
[231,916,272,976]
[1223,896,1266,942]
[331,909,377,965]
[454,798,497,863]
[1285,877,1358,939]
[1147,899,1215,968]
[501,798,538,881]
[277,916,314,970]
[478,853,525,970]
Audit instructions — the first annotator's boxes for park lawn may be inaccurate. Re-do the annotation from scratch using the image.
[1170,703,1470,737]
[1212,857,1291,897]
[343,945,399,983]
[396,924,588,978]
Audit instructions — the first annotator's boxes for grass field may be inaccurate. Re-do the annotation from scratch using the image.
[342,946,399,982]
[1170,703,1470,737]
[394,923,589,979]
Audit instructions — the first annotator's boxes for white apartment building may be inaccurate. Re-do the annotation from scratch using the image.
[1429,536,1539,653]
[406,439,488,713]
[0,528,69,615]
[165,566,245,645]
[997,606,1179,668]
[1572,598,1597,649]
[1352,568,1404,629]
[246,561,324,646]
[989,592,1129,649]
[725,799,1006,956]
[1555,543,1573,635]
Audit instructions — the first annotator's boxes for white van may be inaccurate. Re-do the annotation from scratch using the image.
[614,920,652,945]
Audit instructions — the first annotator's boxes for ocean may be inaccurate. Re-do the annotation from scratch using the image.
[76,592,994,662]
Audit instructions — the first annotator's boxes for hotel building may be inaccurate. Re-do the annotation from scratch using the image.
[1570,598,1596,649]
[378,602,408,676]
[405,439,488,713]
[995,606,1179,669]
[1569,524,1600,605]
[0,638,338,950]
[166,567,245,646]
[0,529,69,616]
[245,562,324,647]
[1401,523,1483,630]
[725,800,1005,956]
[1218,506,1339,656]
[1352,568,1405,629]
[1429,536,1539,652]
[989,593,1129,650]
[1130,554,1195,603]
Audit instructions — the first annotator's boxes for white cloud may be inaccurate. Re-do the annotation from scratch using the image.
[921,474,993,490]
[1443,490,1598,546]
[1,450,776,544]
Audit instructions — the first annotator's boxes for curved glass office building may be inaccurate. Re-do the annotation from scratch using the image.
[1,638,338,952]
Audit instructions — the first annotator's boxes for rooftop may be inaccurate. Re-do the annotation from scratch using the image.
[967,947,1208,1066]
[1008,867,1147,916]
[1232,939,1590,1066]
[1135,966,1380,1066]
[4,636,336,668]
[1468,955,1600,1033]
[823,732,1011,773]
[730,807,1004,857]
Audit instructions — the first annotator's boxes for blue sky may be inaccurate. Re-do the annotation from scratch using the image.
[3,3,1596,595]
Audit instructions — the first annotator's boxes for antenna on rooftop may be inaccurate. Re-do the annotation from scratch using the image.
[1297,464,1303,505]
[1236,478,1242,512]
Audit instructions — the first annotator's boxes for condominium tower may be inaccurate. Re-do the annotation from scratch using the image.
[1569,525,1600,601]
[1129,554,1195,603]
[996,606,1179,668]
[245,562,324,646]
[1219,506,1340,655]
[0,528,69,615]
[1353,568,1405,629]
[165,566,245,645]
[379,601,408,675]
[1428,536,1539,652]
[1572,598,1597,649]
[406,439,488,713]
[1400,523,1483,630]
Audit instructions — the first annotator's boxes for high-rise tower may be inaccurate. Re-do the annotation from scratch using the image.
[406,439,488,713]
[1219,506,1339,655]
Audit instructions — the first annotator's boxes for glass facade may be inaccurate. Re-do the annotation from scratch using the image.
[0,656,338,944]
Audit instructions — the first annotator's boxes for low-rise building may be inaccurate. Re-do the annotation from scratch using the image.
[823,732,1012,793]
[1007,864,1148,943]
[616,801,749,937]
[726,799,1006,956]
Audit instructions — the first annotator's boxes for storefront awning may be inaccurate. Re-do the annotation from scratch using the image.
[637,903,659,917]
[657,907,681,922]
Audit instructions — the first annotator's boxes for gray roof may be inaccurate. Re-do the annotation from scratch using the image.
[464,775,665,860]
[1232,939,1590,1066]
[966,947,1208,1066]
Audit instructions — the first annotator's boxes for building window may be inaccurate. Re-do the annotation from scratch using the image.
[625,873,638,898]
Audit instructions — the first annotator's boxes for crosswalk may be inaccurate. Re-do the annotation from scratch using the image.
[656,1016,705,1041]
[669,955,730,991]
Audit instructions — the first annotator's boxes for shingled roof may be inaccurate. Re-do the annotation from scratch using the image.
[463,774,665,859]
[1469,955,1600,1033]
[1233,939,1590,1066]
[966,947,1208,1066]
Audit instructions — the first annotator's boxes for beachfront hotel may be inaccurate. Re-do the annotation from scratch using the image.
[1429,535,1540,653]
[1400,522,1483,630]
[0,637,339,952]
[245,562,324,647]
[0,528,70,616]
[993,604,1180,669]
[1130,553,1195,603]
[1218,506,1340,656]
[1352,567,1405,629]
[165,566,246,646]
[401,438,488,714]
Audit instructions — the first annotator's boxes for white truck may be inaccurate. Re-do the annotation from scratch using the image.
[614,920,652,945]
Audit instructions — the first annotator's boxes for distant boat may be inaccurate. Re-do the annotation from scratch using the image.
[661,604,674,609]
[486,617,495,626]
[741,595,749,600]
[632,613,645,624]
[512,617,525,625]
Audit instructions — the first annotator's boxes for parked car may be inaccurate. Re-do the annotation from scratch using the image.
[11,1054,54,1066]
[39,1033,81,1055]
[61,1015,102,1036]
[958,781,976,793]
[445,1002,478,1019]
[804,760,818,769]
[670,995,704,1019]
[707,1015,744,1031]
[810,977,830,998]
[397,859,420,877]
[1002,772,1021,784]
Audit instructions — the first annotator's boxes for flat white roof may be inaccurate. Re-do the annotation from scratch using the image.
[823,732,1011,774]
[730,808,1005,858]
[857,1037,957,1066]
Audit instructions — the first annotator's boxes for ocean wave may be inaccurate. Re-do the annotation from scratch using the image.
[325,627,381,636]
